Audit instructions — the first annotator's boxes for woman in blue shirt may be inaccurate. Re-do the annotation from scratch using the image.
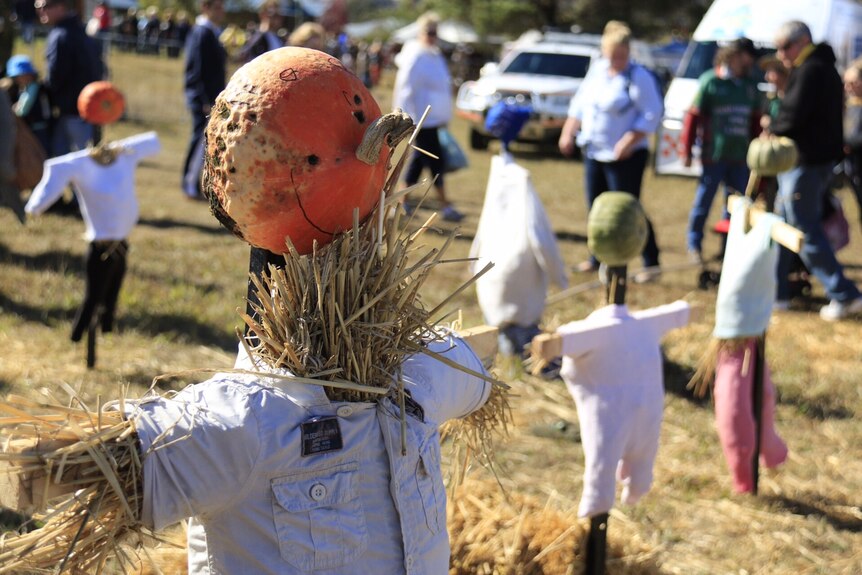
[559,21,664,282]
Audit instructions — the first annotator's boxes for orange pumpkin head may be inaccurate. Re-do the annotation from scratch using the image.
[77,81,125,125]
[204,47,404,255]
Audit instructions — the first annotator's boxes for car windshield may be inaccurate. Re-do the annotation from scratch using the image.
[502,52,591,79]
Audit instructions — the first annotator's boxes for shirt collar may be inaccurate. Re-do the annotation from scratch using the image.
[794,43,815,67]
[587,303,631,320]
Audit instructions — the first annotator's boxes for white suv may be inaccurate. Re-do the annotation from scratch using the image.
[455,35,598,150]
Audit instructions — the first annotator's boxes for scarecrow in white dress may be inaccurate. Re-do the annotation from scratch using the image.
[470,101,568,367]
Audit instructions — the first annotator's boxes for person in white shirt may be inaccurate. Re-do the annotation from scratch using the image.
[559,21,664,283]
[25,132,161,341]
[392,11,464,222]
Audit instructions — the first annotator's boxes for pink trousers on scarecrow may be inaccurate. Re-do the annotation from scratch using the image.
[714,339,788,493]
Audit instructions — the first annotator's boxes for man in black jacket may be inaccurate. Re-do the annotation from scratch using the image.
[37,0,103,156]
[771,20,862,321]
[182,0,226,200]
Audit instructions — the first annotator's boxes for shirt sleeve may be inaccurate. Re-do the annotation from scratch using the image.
[556,317,615,358]
[129,379,262,531]
[15,84,40,117]
[24,157,77,215]
[630,66,663,134]
[630,300,691,339]
[402,332,491,424]
[121,131,162,162]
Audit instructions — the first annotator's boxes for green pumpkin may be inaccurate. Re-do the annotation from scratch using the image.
[746,137,798,176]
[587,192,648,266]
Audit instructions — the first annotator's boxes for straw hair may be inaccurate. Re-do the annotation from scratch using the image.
[688,337,751,397]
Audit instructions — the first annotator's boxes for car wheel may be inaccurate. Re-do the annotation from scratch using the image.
[469,128,490,150]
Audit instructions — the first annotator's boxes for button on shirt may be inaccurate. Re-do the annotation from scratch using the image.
[24,132,161,241]
[128,333,490,575]
[567,60,663,162]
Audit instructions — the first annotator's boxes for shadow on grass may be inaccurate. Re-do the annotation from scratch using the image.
[778,388,853,420]
[663,355,710,407]
[0,292,75,326]
[0,244,82,277]
[122,311,236,351]
[137,216,230,236]
[764,494,862,533]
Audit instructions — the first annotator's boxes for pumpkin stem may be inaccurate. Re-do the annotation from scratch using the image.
[355,110,414,165]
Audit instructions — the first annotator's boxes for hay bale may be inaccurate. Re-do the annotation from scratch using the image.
[448,478,657,575]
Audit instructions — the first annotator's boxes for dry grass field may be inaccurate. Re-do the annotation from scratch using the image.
[1,44,861,574]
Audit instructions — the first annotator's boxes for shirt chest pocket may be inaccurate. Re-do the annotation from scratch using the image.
[271,462,368,571]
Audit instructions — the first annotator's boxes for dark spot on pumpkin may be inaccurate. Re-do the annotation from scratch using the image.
[227,123,238,132]
[217,137,226,151]
[228,166,236,173]
[353,111,366,124]
[353,94,362,105]
[248,112,257,122]
[307,155,320,166]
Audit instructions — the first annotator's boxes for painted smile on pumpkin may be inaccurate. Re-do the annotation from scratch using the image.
[289,167,334,237]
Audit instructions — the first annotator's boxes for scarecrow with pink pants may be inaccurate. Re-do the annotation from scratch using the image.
[692,198,788,493]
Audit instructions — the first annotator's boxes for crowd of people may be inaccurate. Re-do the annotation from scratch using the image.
[1,4,861,325]
[0,5,860,573]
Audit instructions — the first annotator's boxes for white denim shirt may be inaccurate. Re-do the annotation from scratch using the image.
[25,132,161,241]
[129,334,490,575]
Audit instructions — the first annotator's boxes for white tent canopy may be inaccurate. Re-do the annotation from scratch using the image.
[391,20,479,45]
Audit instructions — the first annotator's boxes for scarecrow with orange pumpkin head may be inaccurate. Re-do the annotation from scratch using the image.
[1,48,506,575]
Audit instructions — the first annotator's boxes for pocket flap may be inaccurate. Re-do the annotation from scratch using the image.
[272,462,358,513]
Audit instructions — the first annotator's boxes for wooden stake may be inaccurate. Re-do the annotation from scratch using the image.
[751,333,765,495]
[585,513,609,575]
[584,264,626,575]
[86,316,98,369]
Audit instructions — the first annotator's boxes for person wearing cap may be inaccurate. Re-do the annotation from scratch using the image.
[679,42,762,263]
[36,0,104,156]
[770,20,862,320]
[6,54,53,153]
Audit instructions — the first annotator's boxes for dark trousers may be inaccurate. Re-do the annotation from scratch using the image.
[182,107,208,198]
[71,240,128,342]
[404,127,445,189]
[583,148,660,267]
